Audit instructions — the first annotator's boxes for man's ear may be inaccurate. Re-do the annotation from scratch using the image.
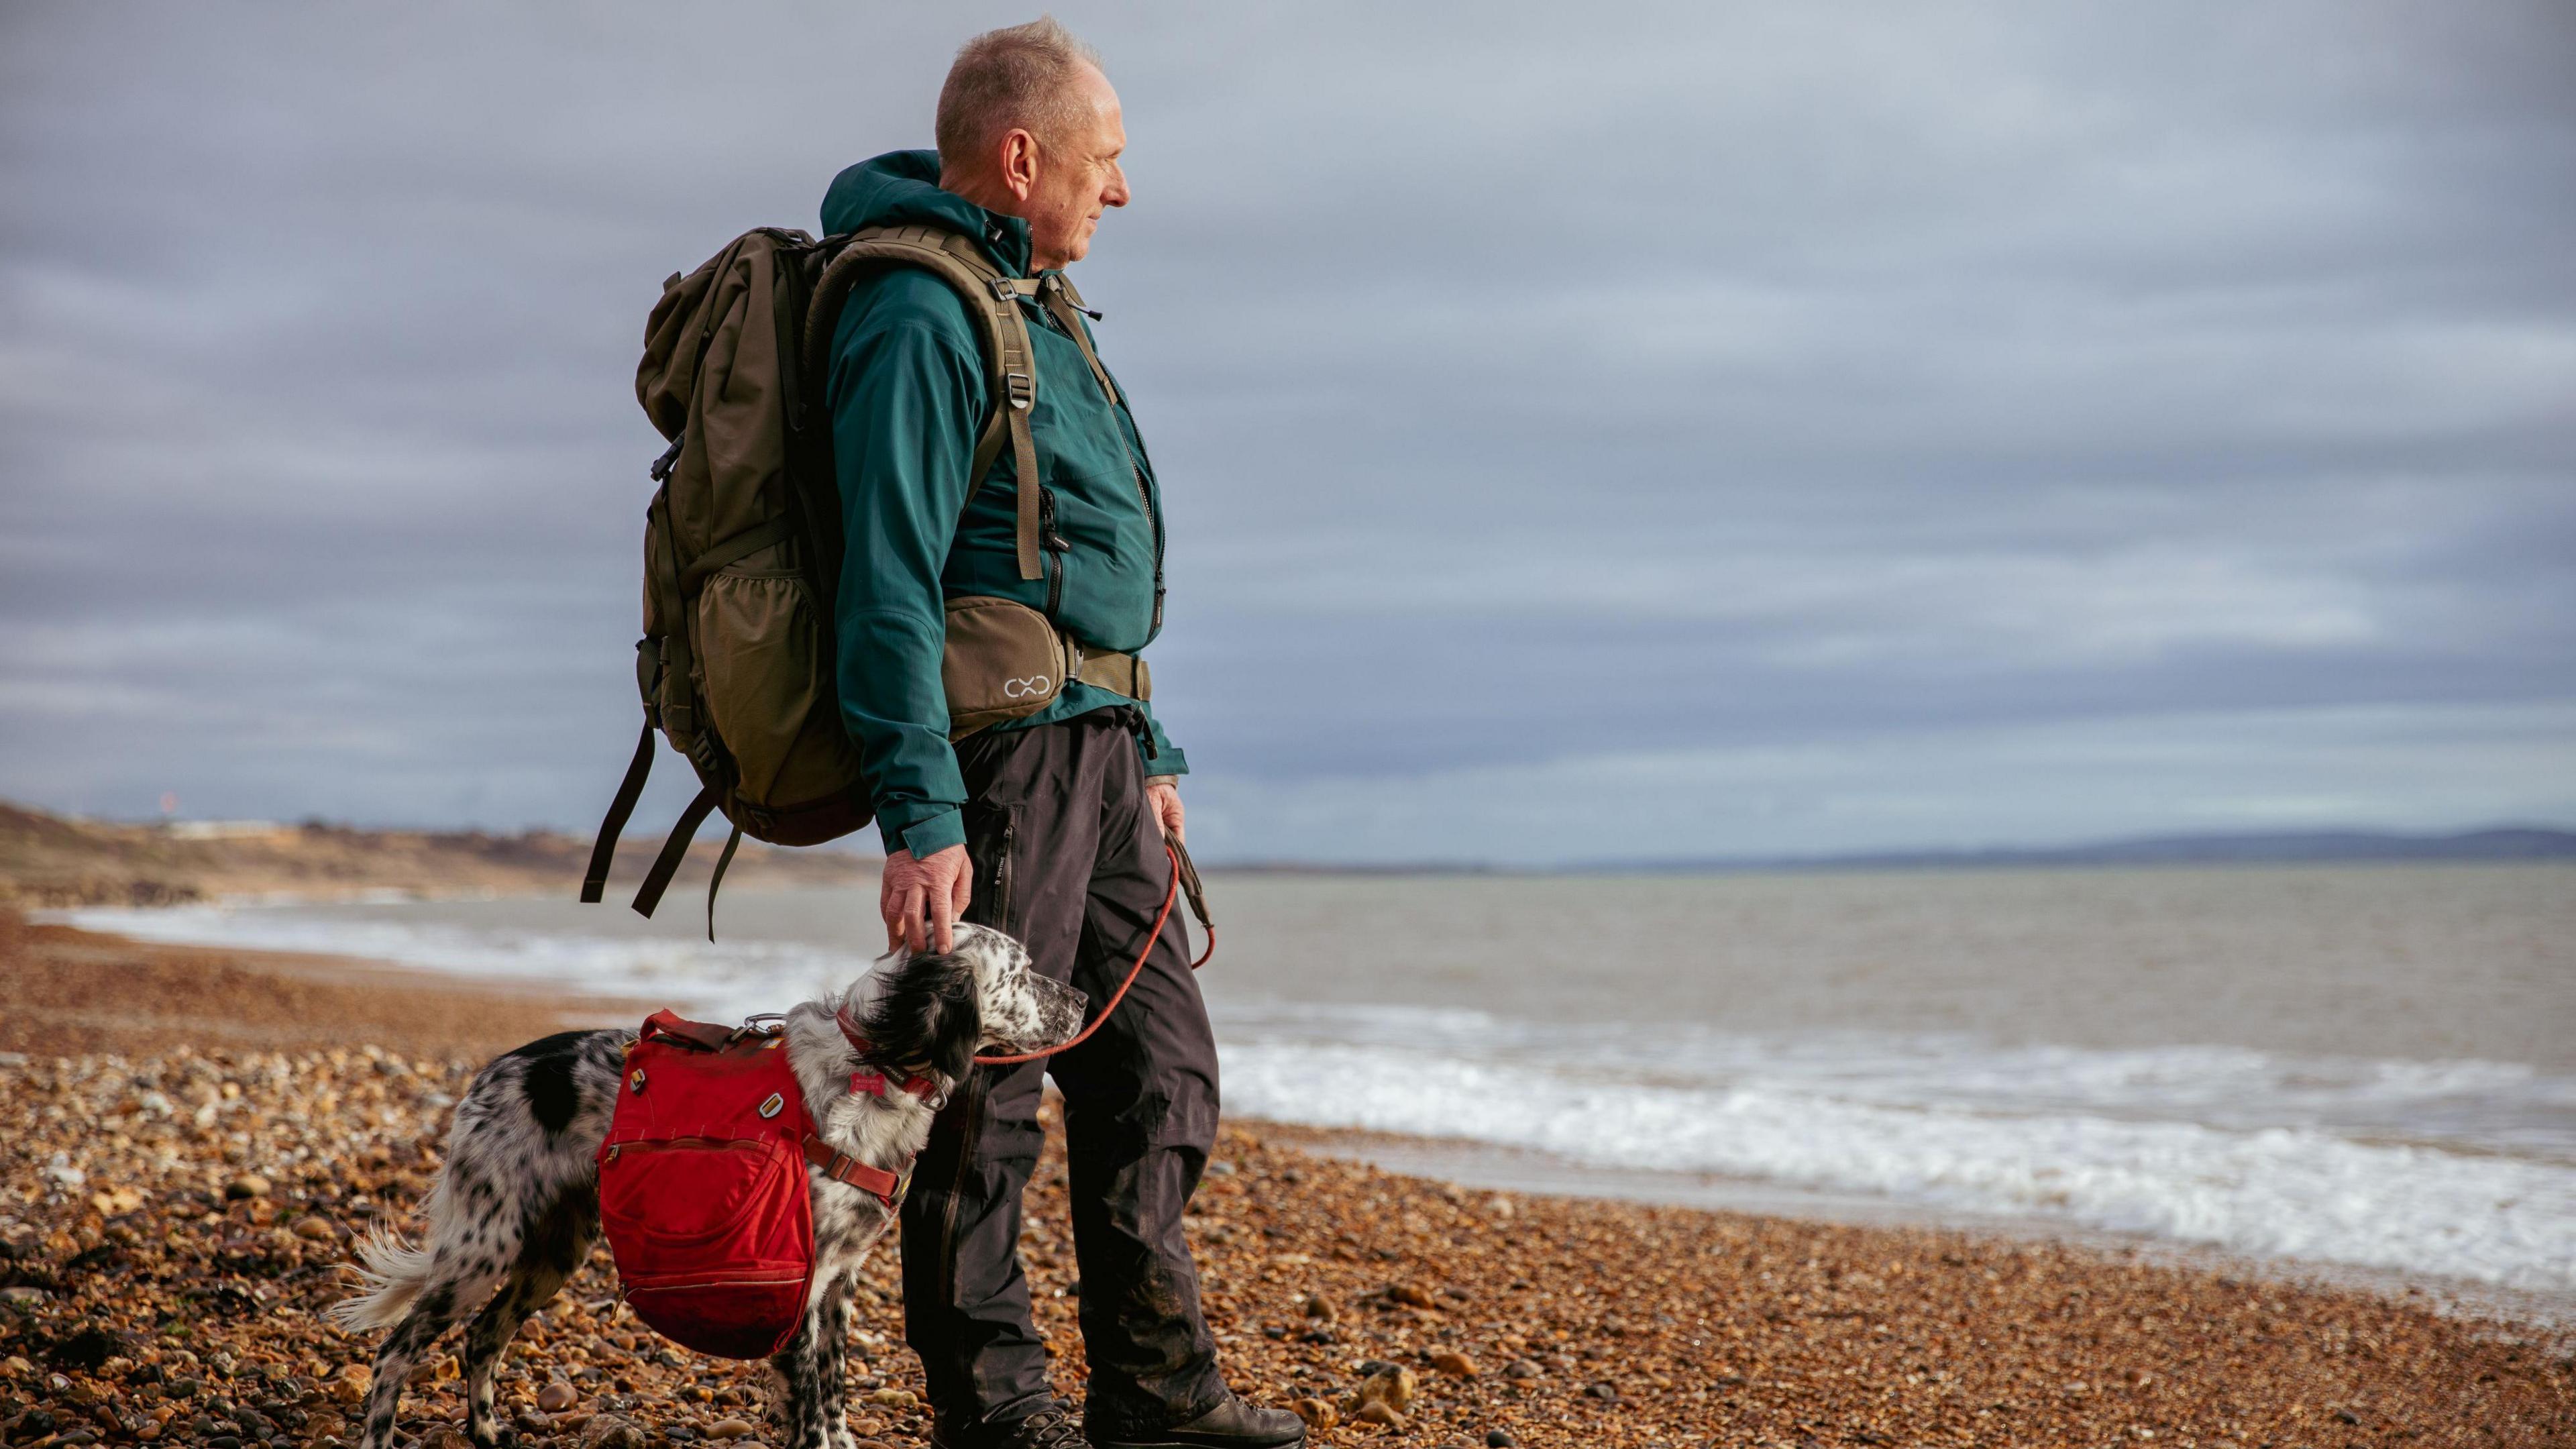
[929,961,983,1084]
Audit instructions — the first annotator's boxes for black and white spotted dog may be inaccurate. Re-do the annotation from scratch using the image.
[327,924,1085,1449]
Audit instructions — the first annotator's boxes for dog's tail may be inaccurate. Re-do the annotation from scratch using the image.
[326,1220,441,1332]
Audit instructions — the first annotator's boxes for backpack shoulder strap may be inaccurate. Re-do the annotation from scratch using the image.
[1036,273,1117,407]
[806,226,1045,581]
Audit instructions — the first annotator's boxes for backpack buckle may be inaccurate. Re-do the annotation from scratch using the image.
[1004,372,1035,411]
[648,431,686,483]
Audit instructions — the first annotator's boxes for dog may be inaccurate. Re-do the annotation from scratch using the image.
[327,924,1086,1449]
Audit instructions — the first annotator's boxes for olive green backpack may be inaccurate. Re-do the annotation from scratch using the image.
[582,222,1104,930]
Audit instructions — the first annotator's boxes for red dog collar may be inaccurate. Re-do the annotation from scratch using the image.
[834,1003,943,1100]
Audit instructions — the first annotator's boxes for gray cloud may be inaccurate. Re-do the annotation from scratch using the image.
[3,1,2571,860]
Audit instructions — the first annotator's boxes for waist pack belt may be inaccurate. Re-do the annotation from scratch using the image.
[941,594,1150,739]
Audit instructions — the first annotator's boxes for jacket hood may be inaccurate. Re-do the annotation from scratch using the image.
[820,149,1032,278]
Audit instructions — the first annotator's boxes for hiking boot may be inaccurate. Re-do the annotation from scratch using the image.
[1089,1393,1307,1449]
[931,1403,1091,1449]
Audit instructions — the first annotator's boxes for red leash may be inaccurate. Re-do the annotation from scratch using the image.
[973,839,1210,1066]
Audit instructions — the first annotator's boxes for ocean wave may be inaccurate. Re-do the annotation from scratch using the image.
[1222,1040,2576,1291]
[1217,1000,2576,1160]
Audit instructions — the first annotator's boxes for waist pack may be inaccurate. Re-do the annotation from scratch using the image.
[580,223,1147,932]
[597,1011,904,1359]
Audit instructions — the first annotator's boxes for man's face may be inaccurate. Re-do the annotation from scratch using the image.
[1021,64,1128,270]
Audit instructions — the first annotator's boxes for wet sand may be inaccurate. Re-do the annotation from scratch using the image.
[1,914,2567,1448]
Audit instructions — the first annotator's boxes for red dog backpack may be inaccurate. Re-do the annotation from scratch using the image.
[596,1012,822,1358]
[598,1010,915,1359]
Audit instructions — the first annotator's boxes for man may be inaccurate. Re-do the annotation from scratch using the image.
[820,19,1303,1449]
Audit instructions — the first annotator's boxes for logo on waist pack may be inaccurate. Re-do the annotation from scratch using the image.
[1004,676,1051,698]
[757,1091,784,1120]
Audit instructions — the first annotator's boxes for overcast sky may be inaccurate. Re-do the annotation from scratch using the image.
[4,1,2571,865]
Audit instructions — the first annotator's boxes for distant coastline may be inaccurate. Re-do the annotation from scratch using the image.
[9,799,2571,899]
[1206,824,2576,875]
[1576,824,2576,875]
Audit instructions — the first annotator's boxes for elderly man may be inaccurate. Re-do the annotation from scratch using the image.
[820,19,1303,1449]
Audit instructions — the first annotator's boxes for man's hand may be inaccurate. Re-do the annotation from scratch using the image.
[881,845,971,955]
[1144,775,1185,845]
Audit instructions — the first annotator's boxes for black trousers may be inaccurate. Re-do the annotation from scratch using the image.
[900,710,1225,1440]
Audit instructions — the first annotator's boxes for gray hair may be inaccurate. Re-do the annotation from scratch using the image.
[936,17,1106,170]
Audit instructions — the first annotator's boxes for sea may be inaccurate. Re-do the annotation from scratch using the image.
[54,862,2576,1310]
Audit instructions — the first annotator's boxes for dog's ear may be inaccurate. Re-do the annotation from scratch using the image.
[858,946,983,1083]
[924,954,983,1084]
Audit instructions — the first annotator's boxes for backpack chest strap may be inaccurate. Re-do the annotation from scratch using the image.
[800,1134,908,1208]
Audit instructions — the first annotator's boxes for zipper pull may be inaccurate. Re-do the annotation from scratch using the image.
[1038,488,1070,552]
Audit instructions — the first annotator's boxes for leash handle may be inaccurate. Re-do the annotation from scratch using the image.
[1169,837,1216,968]
[973,840,1195,1066]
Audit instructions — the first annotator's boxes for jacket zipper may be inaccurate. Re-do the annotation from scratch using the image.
[1124,451,1164,633]
[992,818,1016,930]
[1038,488,1067,620]
[1037,292,1165,637]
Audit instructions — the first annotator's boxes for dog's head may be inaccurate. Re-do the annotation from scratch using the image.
[851,924,1088,1081]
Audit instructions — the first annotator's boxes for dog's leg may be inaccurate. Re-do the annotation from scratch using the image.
[767,1305,839,1449]
[358,1159,537,1449]
[814,1270,855,1449]
[461,1195,598,1448]
[358,1272,485,1449]
[765,1324,807,1449]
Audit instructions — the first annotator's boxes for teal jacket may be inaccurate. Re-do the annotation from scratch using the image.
[822,150,1183,860]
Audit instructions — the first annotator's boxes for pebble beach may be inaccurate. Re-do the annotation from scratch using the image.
[3,911,2569,1448]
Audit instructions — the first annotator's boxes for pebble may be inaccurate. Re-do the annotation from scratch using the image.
[1353,1401,1405,1429]
[1291,1398,1336,1430]
[290,1216,337,1241]
[222,1175,270,1201]
[535,1383,578,1412]
[1430,1350,1478,1378]
[706,1417,756,1439]
[1503,1358,1542,1379]
[1386,1281,1437,1309]
[1484,1432,1517,1448]
[581,1413,645,1449]
[1356,1364,1415,1413]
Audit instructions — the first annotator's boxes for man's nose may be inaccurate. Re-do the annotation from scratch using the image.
[1104,164,1130,207]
